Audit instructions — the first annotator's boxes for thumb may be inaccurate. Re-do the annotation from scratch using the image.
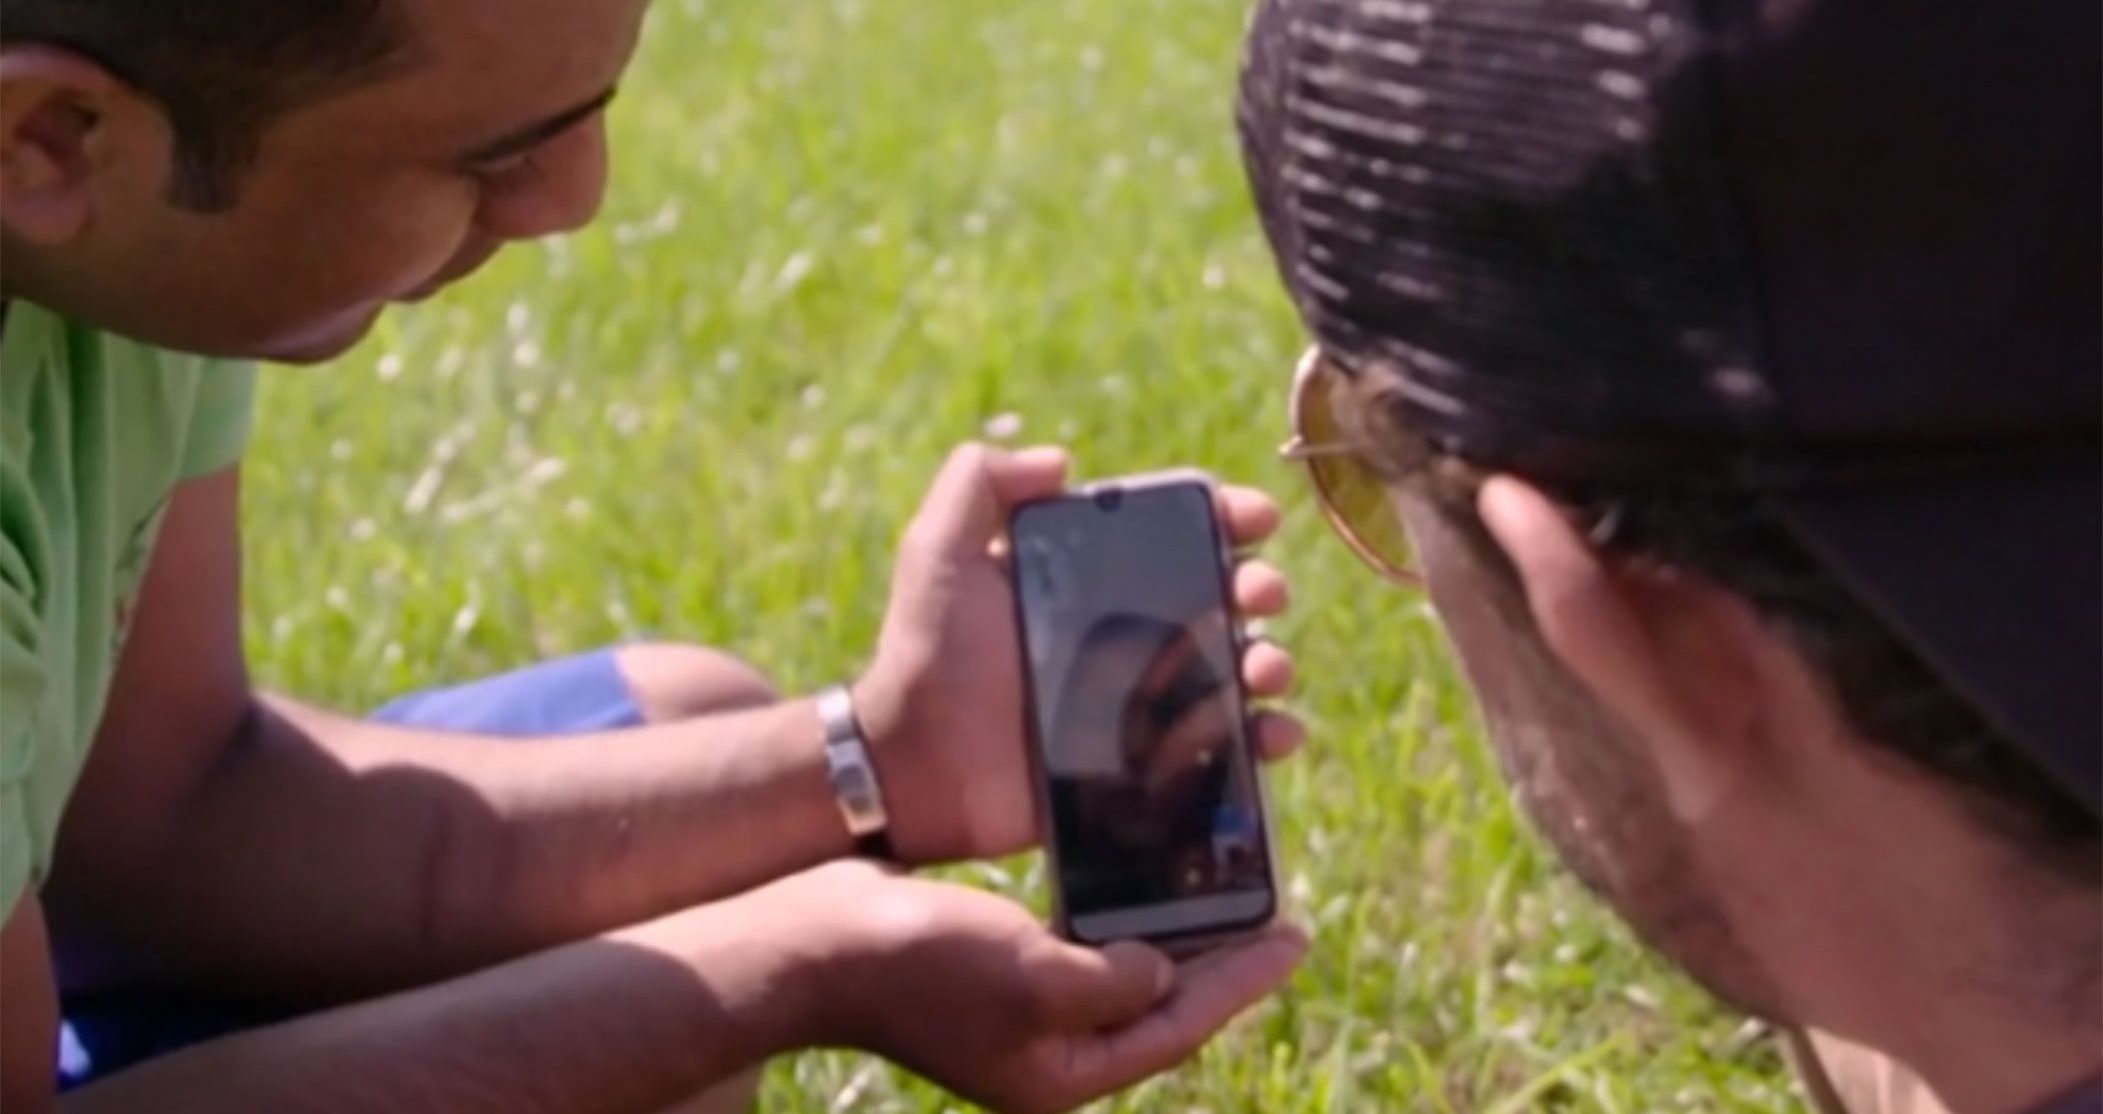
[902,442,1069,561]
[1056,924,1307,1095]
[1025,939,1173,1032]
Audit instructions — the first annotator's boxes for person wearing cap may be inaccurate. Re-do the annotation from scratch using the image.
[0,0,1314,1109]
[1235,0,2099,1111]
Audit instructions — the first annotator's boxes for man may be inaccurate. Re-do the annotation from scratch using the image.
[1235,0,2099,1111]
[0,0,1311,1109]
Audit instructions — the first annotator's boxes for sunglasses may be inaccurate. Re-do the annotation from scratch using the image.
[1279,347,1424,586]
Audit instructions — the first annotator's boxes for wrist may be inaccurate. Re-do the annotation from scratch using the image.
[609,895,843,1068]
[848,668,945,864]
[760,908,856,1054]
[817,683,896,861]
[736,862,908,1050]
[761,695,860,865]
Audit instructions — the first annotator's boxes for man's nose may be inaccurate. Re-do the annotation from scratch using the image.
[476,117,610,242]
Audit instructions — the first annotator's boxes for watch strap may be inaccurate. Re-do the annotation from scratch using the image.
[815,685,895,860]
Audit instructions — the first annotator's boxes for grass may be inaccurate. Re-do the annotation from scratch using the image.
[241,0,1803,1109]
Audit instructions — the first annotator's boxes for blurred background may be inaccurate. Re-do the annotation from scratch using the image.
[242,0,1798,1109]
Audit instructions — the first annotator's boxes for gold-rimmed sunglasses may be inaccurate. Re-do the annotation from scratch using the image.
[1279,347,1423,586]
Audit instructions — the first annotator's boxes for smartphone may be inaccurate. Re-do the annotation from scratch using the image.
[1009,471,1278,952]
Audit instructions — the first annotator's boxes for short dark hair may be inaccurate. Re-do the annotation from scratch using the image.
[1313,349,2103,884]
[1560,472,2100,881]
[1236,0,2101,881]
[6,0,410,210]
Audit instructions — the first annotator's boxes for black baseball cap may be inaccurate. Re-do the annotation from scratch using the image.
[1237,0,2099,813]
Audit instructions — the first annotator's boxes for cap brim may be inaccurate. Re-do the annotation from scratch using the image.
[1768,466,2100,815]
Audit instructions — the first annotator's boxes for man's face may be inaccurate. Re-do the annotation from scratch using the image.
[32,0,650,362]
[1381,478,1783,1017]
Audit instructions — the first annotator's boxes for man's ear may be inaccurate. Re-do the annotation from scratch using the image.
[0,46,131,245]
[1476,476,1774,819]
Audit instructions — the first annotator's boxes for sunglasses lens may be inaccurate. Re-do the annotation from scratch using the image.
[1302,372,1417,578]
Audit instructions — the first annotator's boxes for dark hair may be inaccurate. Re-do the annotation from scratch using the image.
[1313,359,2103,883]
[1563,477,2099,882]
[1235,0,2100,881]
[6,0,410,210]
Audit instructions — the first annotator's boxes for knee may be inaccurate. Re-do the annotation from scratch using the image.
[613,643,780,722]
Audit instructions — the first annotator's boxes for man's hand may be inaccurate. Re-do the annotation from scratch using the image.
[49,858,1298,1114]
[854,444,1299,863]
[760,859,1306,1114]
[50,450,1289,1005]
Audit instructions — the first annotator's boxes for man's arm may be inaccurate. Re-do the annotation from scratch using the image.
[58,891,819,1114]
[49,446,1295,1005]
[18,858,1303,1114]
[47,466,856,1002]
[1,895,60,1114]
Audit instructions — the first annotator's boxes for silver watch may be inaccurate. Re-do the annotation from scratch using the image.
[816,685,889,840]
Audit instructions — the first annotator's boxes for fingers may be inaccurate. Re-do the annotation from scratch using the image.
[1231,561,1289,618]
[1250,710,1306,762]
[1215,485,1281,548]
[1239,639,1292,698]
[1232,559,1290,697]
[1026,939,1174,1032]
[904,443,1069,561]
[1057,924,1308,1095]
[1232,560,1295,728]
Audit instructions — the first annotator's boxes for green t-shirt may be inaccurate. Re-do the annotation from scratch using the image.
[0,301,256,916]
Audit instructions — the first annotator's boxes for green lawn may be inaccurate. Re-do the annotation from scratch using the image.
[241,0,1803,1109]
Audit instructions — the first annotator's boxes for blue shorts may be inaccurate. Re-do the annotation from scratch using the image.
[56,649,644,1090]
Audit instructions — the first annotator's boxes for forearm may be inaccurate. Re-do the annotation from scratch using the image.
[98,693,853,1001]
[64,899,824,1114]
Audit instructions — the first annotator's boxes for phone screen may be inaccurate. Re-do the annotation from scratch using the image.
[1012,480,1275,944]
